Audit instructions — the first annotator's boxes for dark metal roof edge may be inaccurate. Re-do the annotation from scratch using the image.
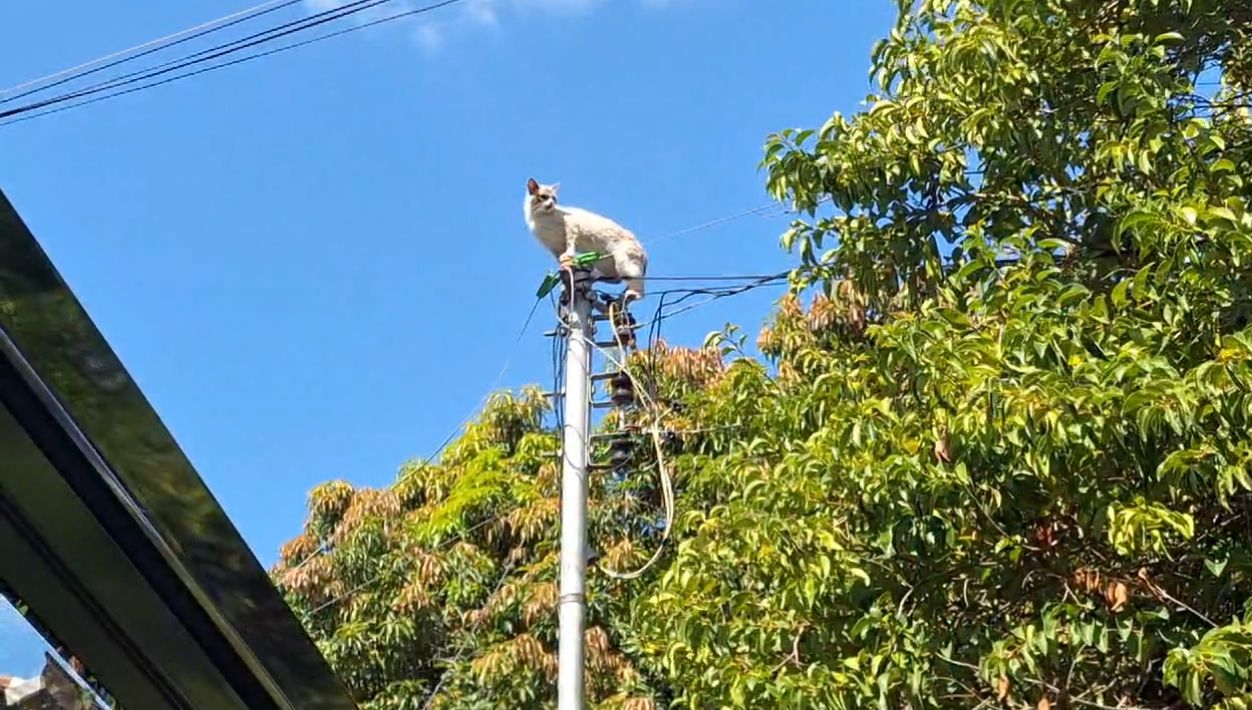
[0,188,356,709]
[0,326,287,708]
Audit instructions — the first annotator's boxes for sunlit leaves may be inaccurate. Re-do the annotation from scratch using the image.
[269,1,1252,707]
[274,387,665,708]
[668,0,1252,707]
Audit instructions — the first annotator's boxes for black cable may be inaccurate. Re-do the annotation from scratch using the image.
[0,0,399,119]
[550,292,566,436]
[630,273,790,349]
[638,257,1024,329]
[655,280,787,323]
[0,0,304,107]
[640,274,786,282]
[646,290,666,406]
[0,11,392,128]
[0,0,465,123]
[417,293,543,467]
[550,292,569,492]
[0,1,460,128]
[649,271,789,298]
[645,272,790,314]
[1,0,392,117]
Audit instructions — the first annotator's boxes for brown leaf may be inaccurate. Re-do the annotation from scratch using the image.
[1038,697,1052,710]
[1073,567,1101,594]
[848,303,866,335]
[997,675,1010,701]
[933,435,952,463]
[1105,580,1129,612]
[1033,521,1055,549]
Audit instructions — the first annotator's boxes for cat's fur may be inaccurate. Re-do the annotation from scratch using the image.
[524,177,647,301]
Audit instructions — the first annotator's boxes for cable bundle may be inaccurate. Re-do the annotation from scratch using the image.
[0,0,467,127]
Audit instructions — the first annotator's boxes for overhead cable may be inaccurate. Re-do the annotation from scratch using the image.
[0,0,466,125]
[0,0,408,119]
[0,0,304,104]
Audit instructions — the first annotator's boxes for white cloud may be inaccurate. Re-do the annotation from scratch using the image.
[510,0,603,12]
[413,21,446,53]
[304,0,681,54]
[466,0,499,26]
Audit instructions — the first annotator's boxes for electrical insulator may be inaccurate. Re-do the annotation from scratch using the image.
[612,308,637,348]
[609,437,634,468]
[609,372,635,407]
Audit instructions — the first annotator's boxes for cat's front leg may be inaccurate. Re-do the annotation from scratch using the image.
[559,231,578,270]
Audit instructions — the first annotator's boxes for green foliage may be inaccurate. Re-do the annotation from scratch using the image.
[275,389,664,709]
[279,1,1252,707]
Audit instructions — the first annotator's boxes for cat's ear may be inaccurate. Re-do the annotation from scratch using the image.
[527,178,540,195]
[550,182,560,194]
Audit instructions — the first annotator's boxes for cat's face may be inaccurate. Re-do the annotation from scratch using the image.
[526,177,559,216]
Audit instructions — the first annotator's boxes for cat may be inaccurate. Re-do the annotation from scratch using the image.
[523,177,648,301]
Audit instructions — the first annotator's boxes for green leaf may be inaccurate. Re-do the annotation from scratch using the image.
[1207,206,1239,225]
[1111,278,1130,307]
[1118,210,1157,238]
[286,8,1252,708]
[1205,557,1229,578]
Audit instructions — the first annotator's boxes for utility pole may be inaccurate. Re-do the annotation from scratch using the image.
[557,269,593,710]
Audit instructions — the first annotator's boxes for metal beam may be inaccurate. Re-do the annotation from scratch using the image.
[0,188,355,709]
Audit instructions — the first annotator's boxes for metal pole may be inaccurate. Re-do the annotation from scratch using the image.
[558,272,592,710]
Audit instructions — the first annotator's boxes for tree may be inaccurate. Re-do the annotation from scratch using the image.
[273,387,668,709]
[277,1,1252,707]
[637,0,1252,707]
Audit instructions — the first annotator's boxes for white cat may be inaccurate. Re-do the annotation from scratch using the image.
[523,177,648,301]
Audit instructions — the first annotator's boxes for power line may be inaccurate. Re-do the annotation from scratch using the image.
[639,272,791,329]
[295,289,571,617]
[419,294,545,464]
[643,203,783,247]
[287,278,790,619]
[279,293,543,579]
[0,0,405,119]
[648,272,790,303]
[640,274,786,282]
[585,328,675,582]
[0,0,303,105]
[0,0,466,125]
[641,195,832,253]
[279,214,793,601]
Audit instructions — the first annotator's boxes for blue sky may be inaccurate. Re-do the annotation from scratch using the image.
[0,0,895,673]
